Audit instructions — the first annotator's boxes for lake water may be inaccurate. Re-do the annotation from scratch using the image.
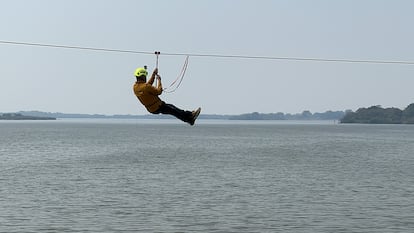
[0,119,413,232]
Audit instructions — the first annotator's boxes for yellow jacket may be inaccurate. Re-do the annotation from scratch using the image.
[133,79,163,113]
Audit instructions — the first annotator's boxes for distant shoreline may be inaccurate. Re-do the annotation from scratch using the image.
[0,113,56,120]
[341,104,414,124]
[3,104,413,123]
[5,110,346,121]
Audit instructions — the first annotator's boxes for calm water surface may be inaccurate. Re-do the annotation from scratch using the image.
[0,120,413,232]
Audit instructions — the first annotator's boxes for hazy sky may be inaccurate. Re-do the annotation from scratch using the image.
[1,0,413,115]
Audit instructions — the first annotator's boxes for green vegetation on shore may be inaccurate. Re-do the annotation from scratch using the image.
[3,105,414,124]
[6,110,345,121]
[228,110,344,120]
[0,113,56,120]
[341,104,414,124]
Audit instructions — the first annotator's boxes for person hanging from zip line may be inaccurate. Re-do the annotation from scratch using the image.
[133,67,201,125]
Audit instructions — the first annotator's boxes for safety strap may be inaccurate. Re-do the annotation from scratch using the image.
[163,55,189,93]
[153,51,189,93]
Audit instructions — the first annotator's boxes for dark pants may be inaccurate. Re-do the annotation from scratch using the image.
[153,102,193,123]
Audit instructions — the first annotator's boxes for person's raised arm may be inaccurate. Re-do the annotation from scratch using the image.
[156,75,163,94]
[147,68,158,85]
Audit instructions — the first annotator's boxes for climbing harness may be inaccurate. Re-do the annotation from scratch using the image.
[153,51,189,93]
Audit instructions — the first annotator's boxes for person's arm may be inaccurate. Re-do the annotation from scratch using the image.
[147,81,162,95]
[156,75,163,94]
[147,68,158,85]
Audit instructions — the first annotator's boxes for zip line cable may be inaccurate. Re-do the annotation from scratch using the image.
[0,40,154,55]
[1,40,414,65]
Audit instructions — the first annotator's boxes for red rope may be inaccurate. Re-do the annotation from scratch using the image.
[153,51,189,93]
[164,56,189,93]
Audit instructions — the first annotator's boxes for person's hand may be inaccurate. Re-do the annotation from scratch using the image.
[156,74,161,81]
[154,68,158,74]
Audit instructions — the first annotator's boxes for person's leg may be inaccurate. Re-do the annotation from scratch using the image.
[156,102,193,123]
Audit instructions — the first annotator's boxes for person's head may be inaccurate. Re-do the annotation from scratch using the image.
[134,67,148,82]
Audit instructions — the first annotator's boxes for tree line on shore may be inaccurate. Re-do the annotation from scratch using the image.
[3,104,414,124]
[340,103,414,124]
[228,111,344,120]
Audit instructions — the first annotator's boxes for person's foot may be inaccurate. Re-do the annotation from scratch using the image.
[189,107,201,126]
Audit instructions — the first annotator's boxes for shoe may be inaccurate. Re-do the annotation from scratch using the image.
[189,107,201,126]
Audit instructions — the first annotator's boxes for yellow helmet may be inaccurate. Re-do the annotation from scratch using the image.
[134,67,148,77]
